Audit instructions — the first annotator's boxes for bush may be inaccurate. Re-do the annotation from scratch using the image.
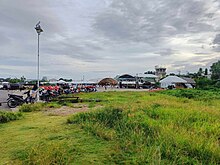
[0,111,23,123]
[214,81,220,88]
[195,78,215,89]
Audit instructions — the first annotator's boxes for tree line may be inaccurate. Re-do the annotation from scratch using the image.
[189,60,220,90]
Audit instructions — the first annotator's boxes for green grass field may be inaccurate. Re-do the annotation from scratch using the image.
[0,90,220,164]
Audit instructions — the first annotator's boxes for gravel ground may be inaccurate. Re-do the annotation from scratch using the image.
[44,104,89,116]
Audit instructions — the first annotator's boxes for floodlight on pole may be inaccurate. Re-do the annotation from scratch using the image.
[35,21,43,102]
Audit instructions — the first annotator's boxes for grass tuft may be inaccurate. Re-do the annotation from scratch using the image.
[0,111,23,123]
[19,103,44,112]
[12,142,75,164]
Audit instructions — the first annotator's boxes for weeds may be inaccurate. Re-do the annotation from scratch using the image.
[0,111,23,123]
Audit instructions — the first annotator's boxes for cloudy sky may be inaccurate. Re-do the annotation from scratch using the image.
[0,0,220,80]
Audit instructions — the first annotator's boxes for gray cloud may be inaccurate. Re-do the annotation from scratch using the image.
[0,33,11,45]
[212,33,220,52]
[0,0,220,79]
[194,52,212,56]
[154,49,177,57]
[94,0,215,44]
[213,34,220,45]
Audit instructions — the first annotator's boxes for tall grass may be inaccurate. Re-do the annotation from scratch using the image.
[2,90,219,164]
[19,102,61,112]
[13,142,75,164]
[19,103,45,112]
[0,111,23,123]
[68,91,220,164]
[160,89,220,101]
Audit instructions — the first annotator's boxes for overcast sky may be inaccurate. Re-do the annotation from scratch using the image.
[0,0,220,80]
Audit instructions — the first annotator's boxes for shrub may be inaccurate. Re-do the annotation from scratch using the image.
[214,81,220,88]
[195,77,215,89]
[0,111,23,123]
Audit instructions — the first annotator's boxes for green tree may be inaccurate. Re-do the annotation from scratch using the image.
[204,68,208,75]
[9,78,21,83]
[20,76,26,82]
[197,68,203,77]
[196,77,214,89]
[210,60,220,80]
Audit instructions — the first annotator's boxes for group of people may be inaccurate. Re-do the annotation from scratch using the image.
[28,84,61,102]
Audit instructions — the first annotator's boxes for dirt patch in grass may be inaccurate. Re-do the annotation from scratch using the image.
[44,104,102,116]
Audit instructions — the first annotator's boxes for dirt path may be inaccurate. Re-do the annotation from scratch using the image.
[44,104,94,116]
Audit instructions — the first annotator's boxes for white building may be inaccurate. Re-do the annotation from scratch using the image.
[160,76,188,88]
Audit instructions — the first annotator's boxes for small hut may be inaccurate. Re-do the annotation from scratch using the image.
[98,78,118,86]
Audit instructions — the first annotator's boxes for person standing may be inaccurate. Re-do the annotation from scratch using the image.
[30,84,38,102]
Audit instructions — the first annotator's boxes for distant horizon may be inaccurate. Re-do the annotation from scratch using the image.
[0,66,211,81]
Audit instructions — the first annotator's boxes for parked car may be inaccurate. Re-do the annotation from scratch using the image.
[9,83,21,90]
[2,82,10,90]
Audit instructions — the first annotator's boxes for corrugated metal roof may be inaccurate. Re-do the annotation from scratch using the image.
[160,76,187,83]
[181,77,196,84]
[144,74,158,78]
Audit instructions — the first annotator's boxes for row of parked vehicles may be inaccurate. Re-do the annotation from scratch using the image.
[5,85,97,108]
[0,82,25,90]
[6,89,58,108]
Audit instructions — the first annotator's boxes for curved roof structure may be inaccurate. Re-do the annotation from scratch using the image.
[98,78,118,86]
[160,76,187,83]
[181,77,196,84]
[160,76,187,88]
[118,74,134,79]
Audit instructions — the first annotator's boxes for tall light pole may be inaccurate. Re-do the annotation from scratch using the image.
[35,21,43,102]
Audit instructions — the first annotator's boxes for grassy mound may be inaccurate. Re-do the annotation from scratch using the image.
[68,92,220,164]
[0,111,23,123]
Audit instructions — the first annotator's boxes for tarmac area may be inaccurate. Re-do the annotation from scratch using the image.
[0,90,25,111]
[96,86,150,92]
